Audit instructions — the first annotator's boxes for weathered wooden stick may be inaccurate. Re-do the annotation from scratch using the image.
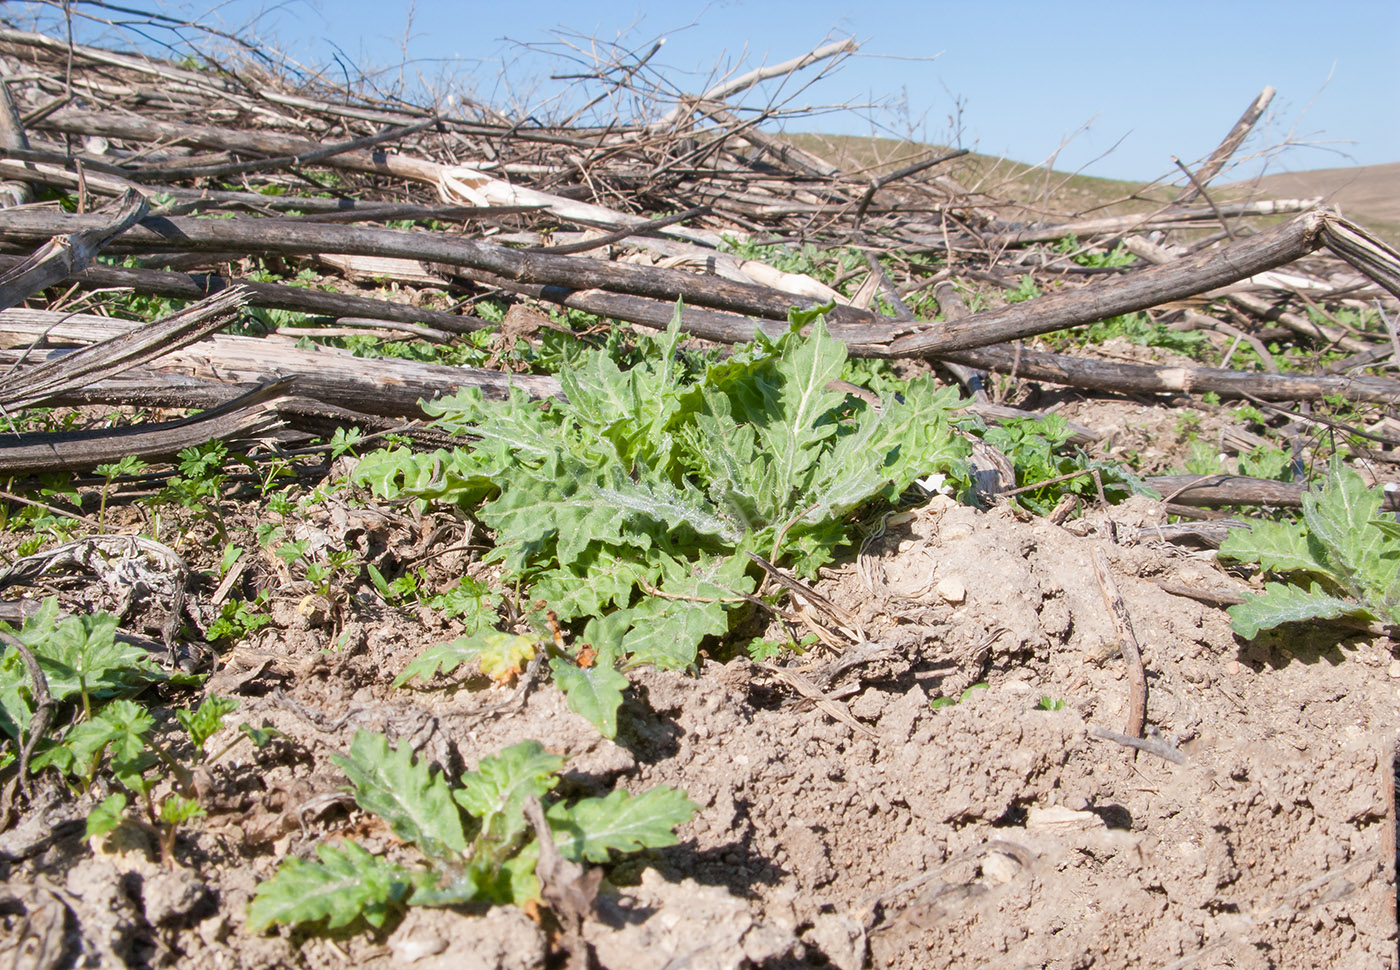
[0,208,838,322]
[1144,474,1400,512]
[0,381,286,474]
[695,103,840,178]
[0,254,492,335]
[125,115,442,182]
[0,286,248,409]
[34,108,447,184]
[890,209,1362,357]
[942,343,1400,405]
[1092,547,1148,740]
[1176,86,1275,204]
[982,199,1319,248]
[0,76,33,207]
[652,37,858,130]
[0,313,1091,448]
[855,149,970,225]
[0,311,558,415]
[1319,216,1400,300]
[0,189,146,310]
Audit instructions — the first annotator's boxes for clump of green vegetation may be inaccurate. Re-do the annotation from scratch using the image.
[353,306,970,736]
[930,682,988,710]
[248,731,694,932]
[980,413,1153,514]
[1054,233,1136,268]
[1049,310,1212,357]
[0,599,244,865]
[1219,463,1400,638]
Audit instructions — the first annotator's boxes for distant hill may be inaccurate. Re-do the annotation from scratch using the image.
[784,133,1399,245]
[783,133,1165,219]
[1219,163,1400,246]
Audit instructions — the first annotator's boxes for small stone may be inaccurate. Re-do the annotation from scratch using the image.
[142,868,210,927]
[1388,660,1400,679]
[1026,806,1102,831]
[935,577,966,604]
[980,851,1020,884]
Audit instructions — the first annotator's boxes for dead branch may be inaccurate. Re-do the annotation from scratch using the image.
[0,285,248,409]
[0,381,287,474]
[0,189,146,310]
[1176,86,1275,204]
[1091,547,1148,740]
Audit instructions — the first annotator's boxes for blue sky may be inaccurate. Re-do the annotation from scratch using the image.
[53,1,1400,181]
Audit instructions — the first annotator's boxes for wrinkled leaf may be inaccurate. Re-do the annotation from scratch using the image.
[247,841,422,932]
[332,730,466,862]
[393,632,538,688]
[1219,518,1322,578]
[455,740,564,845]
[550,658,628,738]
[1227,581,1372,639]
[548,787,698,863]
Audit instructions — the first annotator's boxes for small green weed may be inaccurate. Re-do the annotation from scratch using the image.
[358,305,970,736]
[247,731,695,933]
[980,414,1152,514]
[930,682,988,709]
[1219,462,1400,637]
[0,599,239,866]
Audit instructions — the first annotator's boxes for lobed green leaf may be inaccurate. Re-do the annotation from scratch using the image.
[547,787,698,863]
[1227,581,1372,639]
[247,841,422,932]
[393,632,538,688]
[332,730,467,862]
[550,658,629,738]
[454,740,564,845]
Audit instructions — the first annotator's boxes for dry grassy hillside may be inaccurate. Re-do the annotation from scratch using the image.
[1221,161,1400,245]
[787,132,1399,243]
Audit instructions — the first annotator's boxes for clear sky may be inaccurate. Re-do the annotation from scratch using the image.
[40,1,1400,182]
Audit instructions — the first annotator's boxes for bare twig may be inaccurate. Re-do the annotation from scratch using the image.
[1091,547,1148,739]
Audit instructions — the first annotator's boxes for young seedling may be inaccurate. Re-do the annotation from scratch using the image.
[1220,462,1400,637]
[247,731,695,933]
[93,455,149,530]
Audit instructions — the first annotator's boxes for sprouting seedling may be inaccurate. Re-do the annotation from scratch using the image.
[1220,461,1400,638]
[93,455,149,530]
[247,730,696,933]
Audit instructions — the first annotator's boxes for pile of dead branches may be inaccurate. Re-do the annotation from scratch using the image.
[0,21,1396,509]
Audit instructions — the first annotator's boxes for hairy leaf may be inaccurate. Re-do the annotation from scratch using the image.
[455,740,564,845]
[620,555,754,669]
[1219,518,1322,578]
[1227,581,1372,639]
[247,841,421,932]
[350,446,493,507]
[1222,463,1400,634]
[57,698,154,781]
[547,787,698,863]
[393,632,538,688]
[361,312,979,735]
[1301,464,1392,605]
[550,658,628,738]
[332,730,466,862]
